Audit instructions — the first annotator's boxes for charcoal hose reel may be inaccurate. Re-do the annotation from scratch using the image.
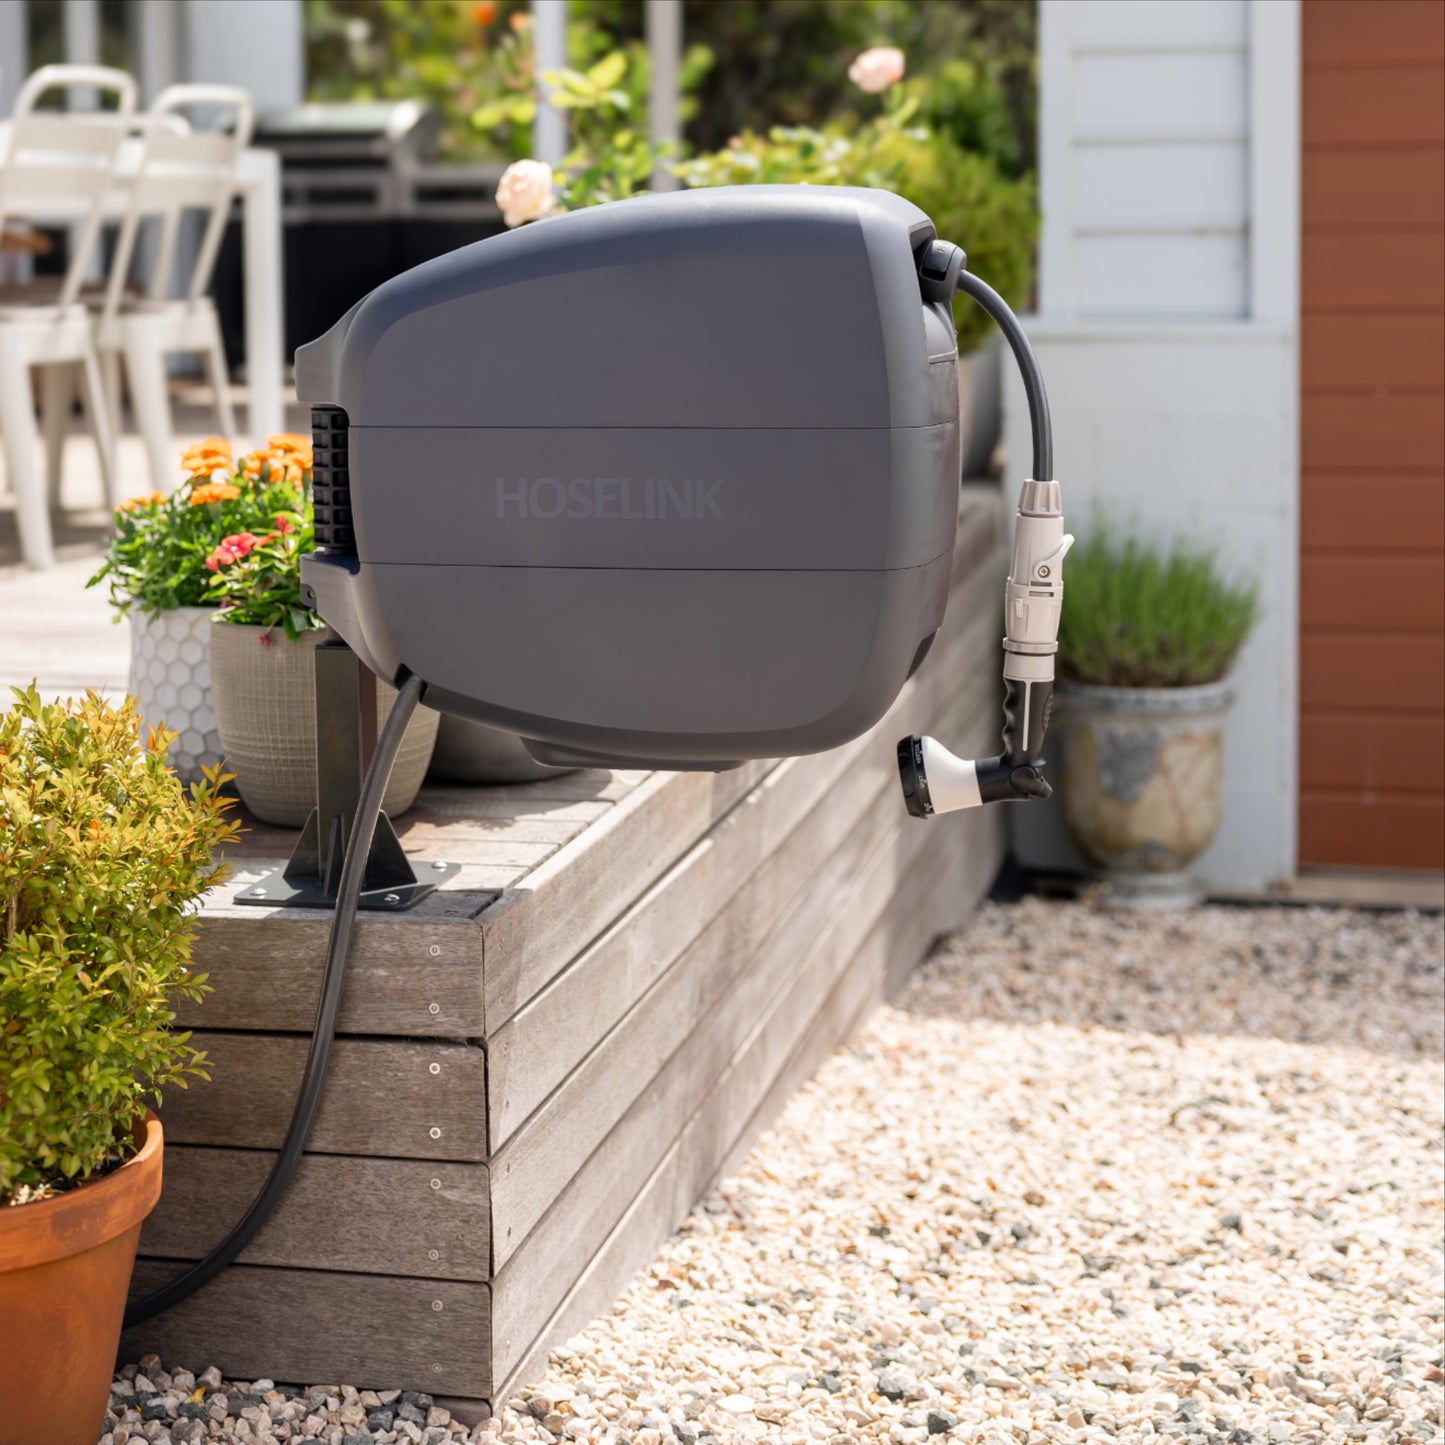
[126,186,1070,1324]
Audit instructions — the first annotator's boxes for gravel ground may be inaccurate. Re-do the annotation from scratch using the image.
[108,899,1444,1445]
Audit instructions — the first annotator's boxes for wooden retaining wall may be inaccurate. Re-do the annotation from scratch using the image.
[122,489,1008,1417]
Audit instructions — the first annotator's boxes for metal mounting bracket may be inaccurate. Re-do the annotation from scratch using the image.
[235,631,459,911]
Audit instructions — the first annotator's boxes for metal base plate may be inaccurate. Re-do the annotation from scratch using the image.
[234,860,463,911]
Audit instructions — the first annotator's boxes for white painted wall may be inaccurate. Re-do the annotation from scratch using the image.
[1008,0,1300,891]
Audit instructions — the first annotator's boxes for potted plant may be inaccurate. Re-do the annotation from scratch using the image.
[86,434,314,786]
[1055,526,1260,905]
[206,501,439,826]
[0,687,239,1445]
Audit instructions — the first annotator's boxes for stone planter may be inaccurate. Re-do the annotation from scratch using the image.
[427,713,578,785]
[958,338,1002,479]
[209,623,439,827]
[128,606,223,786]
[1058,679,1234,906]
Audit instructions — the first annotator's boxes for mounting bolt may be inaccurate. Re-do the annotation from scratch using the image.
[429,1003,441,1015]
[429,1062,441,1075]
[432,1299,443,1312]
[430,1178,442,1190]
[428,1248,440,1261]
[432,861,447,870]
[249,887,266,897]
[429,1126,442,1139]
[428,944,442,957]
[383,892,401,906]
[432,1364,443,1374]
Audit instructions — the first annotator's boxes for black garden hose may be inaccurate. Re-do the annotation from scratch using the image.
[123,672,425,1326]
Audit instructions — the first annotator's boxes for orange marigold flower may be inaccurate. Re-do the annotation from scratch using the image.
[474,0,498,23]
[117,490,168,514]
[189,481,243,506]
[180,435,232,467]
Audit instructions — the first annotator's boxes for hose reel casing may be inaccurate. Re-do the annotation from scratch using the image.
[296,185,962,769]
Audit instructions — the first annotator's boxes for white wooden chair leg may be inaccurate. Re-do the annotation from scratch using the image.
[0,353,54,570]
[78,346,121,510]
[40,363,74,510]
[98,347,124,478]
[123,326,178,493]
[202,319,237,442]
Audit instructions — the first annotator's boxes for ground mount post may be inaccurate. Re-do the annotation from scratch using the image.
[234,630,460,911]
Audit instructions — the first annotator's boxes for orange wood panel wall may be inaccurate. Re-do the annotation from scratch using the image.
[1300,0,1445,869]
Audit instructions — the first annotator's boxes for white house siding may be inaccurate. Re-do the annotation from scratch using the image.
[1005,0,1300,891]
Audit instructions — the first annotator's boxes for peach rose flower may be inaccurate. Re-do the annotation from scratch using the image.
[848,46,905,94]
[496,159,555,228]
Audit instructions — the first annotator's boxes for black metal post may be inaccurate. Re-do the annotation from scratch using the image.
[235,631,459,911]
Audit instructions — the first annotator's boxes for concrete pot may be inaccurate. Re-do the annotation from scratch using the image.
[210,623,439,826]
[428,713,578,784]
[958,338,1002,478]
[128,606,223,786]
[1058,680,1234,906]
[0,1114,163,1445]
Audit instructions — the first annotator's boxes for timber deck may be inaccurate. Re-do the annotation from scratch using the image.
[55,486,1010,1419]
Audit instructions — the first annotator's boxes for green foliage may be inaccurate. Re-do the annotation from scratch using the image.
[544,49,663,207]
[676,89,1037,354]
[305,0,535,162]
[472,28,713,178]
[88,437,315,620]
[867,129,1038,353]
[205,513,323,642]
[906,55,1022,179]
[675,0,1036,171]
[1059,527,1261,689]
[0,688,241,1205]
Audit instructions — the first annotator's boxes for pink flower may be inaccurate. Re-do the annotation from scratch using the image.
[496,159,555,228]
[205,531,262,571]
[848,46,905,94]
[274,514,295,533]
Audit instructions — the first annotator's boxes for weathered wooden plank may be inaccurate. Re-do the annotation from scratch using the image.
[489,663,999,1378]
[486,555,1002,1146]
[156,1033,488,1162]
[487,606,997,1272]
[490,787,920,1376]
[139,1149,490,1282]
[123,1262,491,1400]
[179,900,492,1041]
[727,801,1004,1184]
[494,797,983,1400]
[479,762,776,1028]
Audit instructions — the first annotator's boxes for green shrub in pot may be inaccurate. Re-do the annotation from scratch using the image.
[1055,526,1260,904]
[0,688,238,1444]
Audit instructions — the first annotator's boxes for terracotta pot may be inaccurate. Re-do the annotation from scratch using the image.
[128,605,223,786]
[209,622,439,826]
[427,713,578,784]
[1058,679,1234,906]
[0,1114,163,1445]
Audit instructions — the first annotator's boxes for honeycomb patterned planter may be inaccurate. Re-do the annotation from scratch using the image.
[127,607,223,786]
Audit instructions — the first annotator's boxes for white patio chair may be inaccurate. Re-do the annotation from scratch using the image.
[0,64,134,569]
[87,84,255,493]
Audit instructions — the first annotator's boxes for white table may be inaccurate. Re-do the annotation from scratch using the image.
[0,130,285,439]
